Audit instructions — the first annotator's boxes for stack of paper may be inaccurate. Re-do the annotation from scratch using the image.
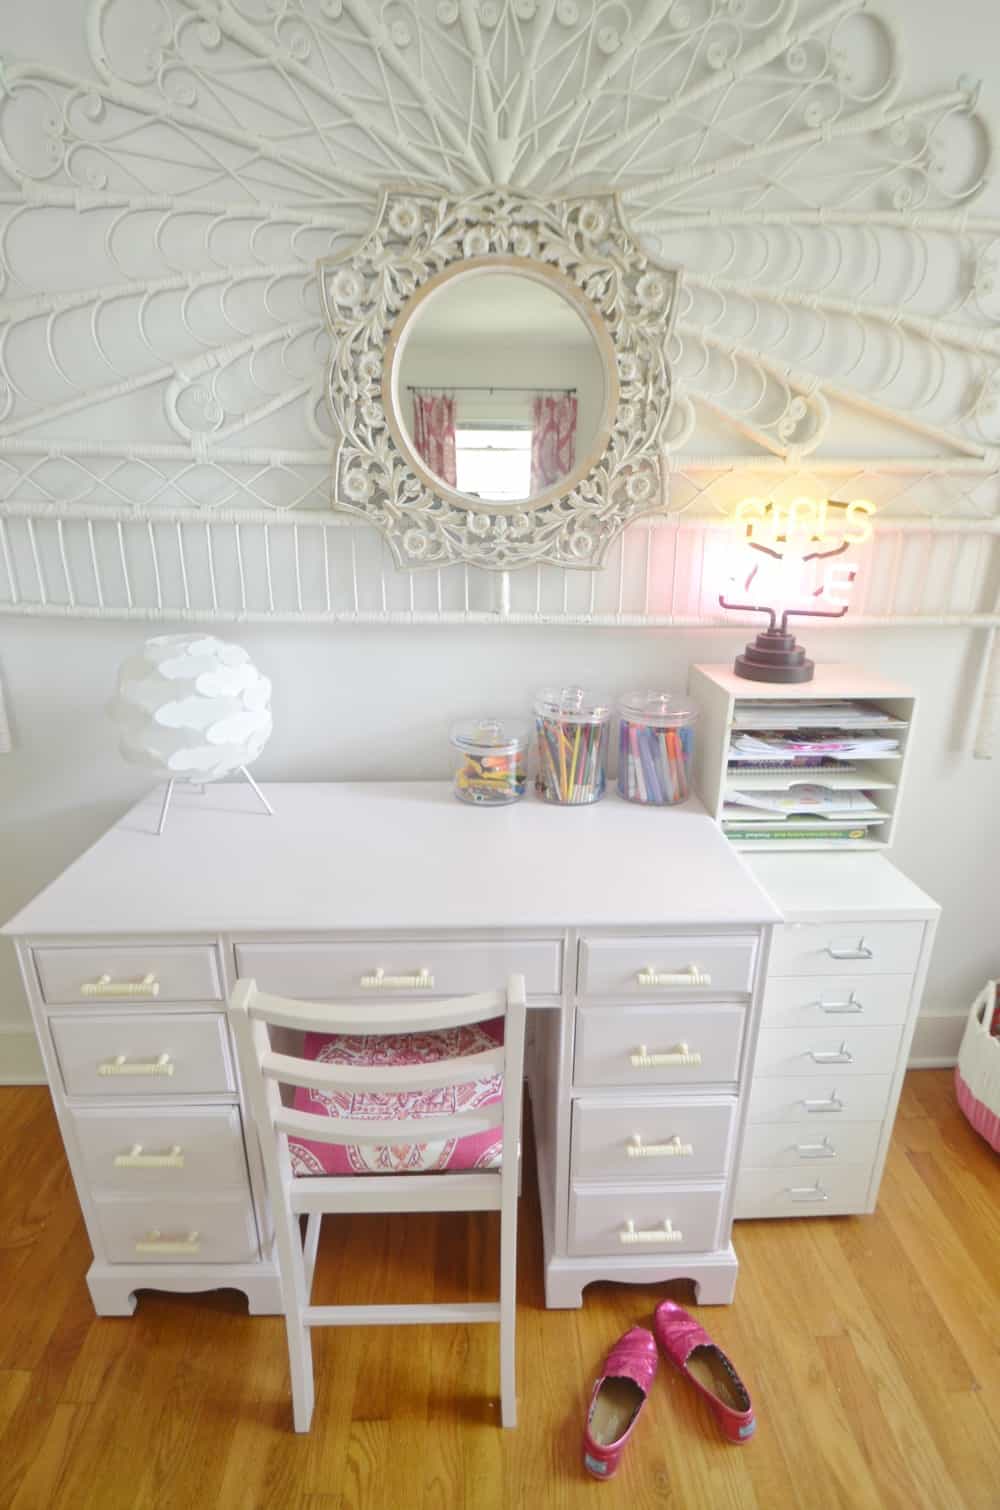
[723,784,887,827]
[728,731,900,762]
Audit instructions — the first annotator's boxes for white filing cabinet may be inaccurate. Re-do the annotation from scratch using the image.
[735,853,938,1218]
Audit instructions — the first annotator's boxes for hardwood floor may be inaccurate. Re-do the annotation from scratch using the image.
[0,1071,997,1510]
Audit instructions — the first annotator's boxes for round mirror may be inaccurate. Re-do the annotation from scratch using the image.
[386,263,615,508]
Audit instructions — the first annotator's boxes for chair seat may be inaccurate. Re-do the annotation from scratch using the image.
[289,1019,505,1176]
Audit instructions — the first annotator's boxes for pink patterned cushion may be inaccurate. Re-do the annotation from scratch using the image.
[288,1019,504,1176]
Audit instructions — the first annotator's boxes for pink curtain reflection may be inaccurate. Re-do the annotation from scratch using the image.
[530,392,578,494]
[411,392,457,487]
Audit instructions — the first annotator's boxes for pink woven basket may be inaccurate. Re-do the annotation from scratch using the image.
[954,981,1000,1154]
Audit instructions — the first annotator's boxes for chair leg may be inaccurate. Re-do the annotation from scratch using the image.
[499,1209,517,1428]
[286,1311,316,1433]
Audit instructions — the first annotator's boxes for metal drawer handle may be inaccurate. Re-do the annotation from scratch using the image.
[802,1090,844,1113]
[114,1143,185,1169]
[360,968,434,990]
[794,1137,837,1159]
[824,939,874,961]
[817,991,864,1014]
[636,965,711,987]
[809,1042,854,1065]
[619,1218,683,1245]
[98,1053,174,1078]
[627,1133,693,1159]
[630,1042,702,1068]
[81,972,160,998]
[787,1183,830,1203]
[135,1229,200,1255]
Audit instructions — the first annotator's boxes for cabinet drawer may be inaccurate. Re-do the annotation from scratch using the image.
[71,1105,249,1192]
[234,938,561,999]
[734,1164,873,1219]
[578,935,756,998]
[569,1183,723,1257]
[754,1026,901,1079]
[762,974,912,1028]
[33,944,222,1005]
[50,1013,235,1098]
[741,1120,882,1170]
[571,1098,735,1182]
[574,1004,744,1089]
[767,922,923,978]
[748,1074,892,1124]
[94,1193,259,1264]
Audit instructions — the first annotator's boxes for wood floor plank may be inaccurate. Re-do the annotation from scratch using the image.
[0,1074,997,1509]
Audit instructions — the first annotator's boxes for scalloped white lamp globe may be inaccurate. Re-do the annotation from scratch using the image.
[110,634,272,781]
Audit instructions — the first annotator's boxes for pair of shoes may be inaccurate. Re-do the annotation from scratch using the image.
[582,1300,755,1479]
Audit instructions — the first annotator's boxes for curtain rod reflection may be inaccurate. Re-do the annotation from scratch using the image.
[406,384,576,394]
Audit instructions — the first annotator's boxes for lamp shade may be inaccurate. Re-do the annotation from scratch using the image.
[110,634,272,780]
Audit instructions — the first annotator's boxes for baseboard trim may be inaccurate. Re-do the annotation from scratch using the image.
[908,1011,966,1070]
[0,1027,45,1084]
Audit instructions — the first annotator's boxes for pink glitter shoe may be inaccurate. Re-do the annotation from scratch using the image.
[582,1326,659,1479]
[653,1300,755,1443]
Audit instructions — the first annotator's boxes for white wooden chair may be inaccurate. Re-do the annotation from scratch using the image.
[228,974,527,1432]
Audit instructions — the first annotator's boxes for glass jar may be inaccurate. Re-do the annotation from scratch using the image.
[450,718,528,806]
[617,691,697,805]
[533,687,610,805]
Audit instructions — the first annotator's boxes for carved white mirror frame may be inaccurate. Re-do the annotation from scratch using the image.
[319,189,678,571]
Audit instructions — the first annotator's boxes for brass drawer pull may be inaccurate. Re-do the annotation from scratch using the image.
[135,1229,200,1255]
[98,1053,174,1078]
[619,1218,683,1245]
[626,1133,693,1159]
[360,967,434,990]
[82,973,160,998]
[636,965,711,987]
[114,1144,185,1169]
[630,1042,702,1068]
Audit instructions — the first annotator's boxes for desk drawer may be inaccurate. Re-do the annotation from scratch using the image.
[71,1105,249,1192]
[579,936,756,998]
[571,1098,735,1182]
[33,944,222,1005]
[234,938,561,999]
[767,922,923,978]
[734,1164,872,1219]
[94,1193,259,1264]
[748,1074,892,1124]
[754,1026,901,1079]
[574,1004,744,1088]
[50,1013,235,1098]
[762,974,911,1028]
[741,1120,882,1170]
[569,1183,723,1257]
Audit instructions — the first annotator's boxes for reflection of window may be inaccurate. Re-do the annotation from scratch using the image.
[455,426,532,501]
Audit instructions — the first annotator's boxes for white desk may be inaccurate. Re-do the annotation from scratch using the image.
[3,781,779,1314]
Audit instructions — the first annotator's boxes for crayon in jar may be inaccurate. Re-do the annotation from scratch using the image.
[533,687,610,806]
[450,719,528,806]
[617,692,697,806]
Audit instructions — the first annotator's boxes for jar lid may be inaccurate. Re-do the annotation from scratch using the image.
[533,686,611,724]
[450,717,528,755]
[618,690,699,727]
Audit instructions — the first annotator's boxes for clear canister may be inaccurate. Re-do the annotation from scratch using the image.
[617,691,697,805]
[450,718,528,806]
[533,687,610,805]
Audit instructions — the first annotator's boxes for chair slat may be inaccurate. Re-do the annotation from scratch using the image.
[248,986,507,1034]
[303,1303,501,1328]
[275,1103,503,1146]
[289,1170,501,1215]
[261,1044,504,1095]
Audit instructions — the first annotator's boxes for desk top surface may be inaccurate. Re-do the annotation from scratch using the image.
[4,781,780,936]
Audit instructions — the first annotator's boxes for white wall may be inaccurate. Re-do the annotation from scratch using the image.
[2,0,999,1075]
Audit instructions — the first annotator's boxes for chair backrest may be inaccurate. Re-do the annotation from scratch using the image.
[229,976,527,1179]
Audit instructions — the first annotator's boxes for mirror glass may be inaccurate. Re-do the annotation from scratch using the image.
[393,270,607,504]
